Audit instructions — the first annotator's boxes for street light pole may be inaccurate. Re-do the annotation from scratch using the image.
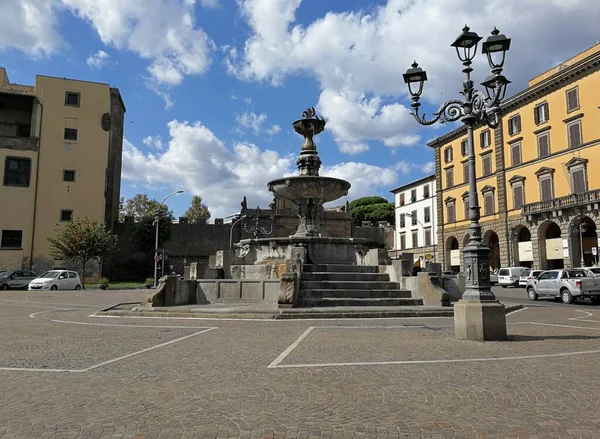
[509,229,518,267]
[229,214,247,250]
[153,190,184,288]
[572,218,587,267]
[404,26,512,341]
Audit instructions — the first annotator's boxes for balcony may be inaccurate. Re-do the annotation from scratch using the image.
[0,135,38,151]
[522,189,600,216]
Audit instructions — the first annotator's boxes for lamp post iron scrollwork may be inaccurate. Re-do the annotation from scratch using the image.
[242,207,275,239]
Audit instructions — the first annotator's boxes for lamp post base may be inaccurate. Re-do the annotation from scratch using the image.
[454,299,507,341]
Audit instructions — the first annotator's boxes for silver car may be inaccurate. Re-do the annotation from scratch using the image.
[0,270,38,290]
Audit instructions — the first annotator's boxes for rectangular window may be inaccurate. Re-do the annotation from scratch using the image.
[461,139,468,157]
[3,157,31,187]
[425,229,432,246]
[480,130,491,148]
[444,147,453,163]
[399,193,405,206]
[412,230,418,248]
[399,234,406,250]
[424,207,431,223]
[463,162,469,183]
[513,185,524,209]
[567,120,583,149]
[64,128,78,141]
[566,87,579,113]
[16,124,31,137]
[540,177,553,201]
[0,230,23,249]
[463,198,469,219]
[410,189,417,202]
[411,210,417,226]
[399,213,405,228]
[60,210,73,222]
[423,184,430,199]
[63,170,76,182]
[508,115,521,136]
[65,92,81,107]
[537,132,550,157]
[534,102,549,124]
[484,192,495,215]
[511,142,522,166]
[482,154,492,177]
[572,169,587,194]
[447,203,455,223]
[445,168,454,188]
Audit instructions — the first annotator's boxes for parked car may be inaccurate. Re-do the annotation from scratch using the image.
[28,270,82,291]
[497,267,531,288]
[519,269,544,287]
[574,266,600,277]
[490,272,498,285]
[525,268,600,304]
[0,270,38,290]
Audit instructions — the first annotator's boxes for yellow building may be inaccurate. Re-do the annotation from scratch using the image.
[0,67,125,273]
[429,43,600,272]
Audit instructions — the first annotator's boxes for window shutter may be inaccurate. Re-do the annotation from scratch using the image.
[538,134,549,157]
[567,88,579,112]
[447,203,455,223]
[400,235,405,249]
[513,186,524,209]
[534,106,540,125]
[399,193,404,205]
[400,214,405,228]
[541,178,552,201]
[484,193,494,215]
[446,169,454,187]
[572,169,586,194]
[423,185,429,198]
[511,143,521,166]
[480,132,484,148]
[544,102,549,121]
[483,155,492,176]
[412,231,418,247]
[411,211,417,225]
[568,122,582,148]
[463,163,469,183]
[516,115,521,133]
[425,230,431,246]
[464,199,469,219]
[424,207,430,222]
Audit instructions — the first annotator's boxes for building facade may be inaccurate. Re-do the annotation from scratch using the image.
[430,43,600,273]
[391,175,438,266]
[0,67,125,272]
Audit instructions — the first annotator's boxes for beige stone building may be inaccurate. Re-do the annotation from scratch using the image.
[0,67,125,272]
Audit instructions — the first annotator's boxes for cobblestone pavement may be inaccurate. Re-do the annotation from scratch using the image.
[2,290,600,438]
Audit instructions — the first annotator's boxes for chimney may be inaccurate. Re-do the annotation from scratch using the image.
[0,68,9,87]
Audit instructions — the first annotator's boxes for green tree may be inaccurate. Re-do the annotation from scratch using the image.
[47,216,118,288]
[348,196,394,227]
[132,216,172,256]
[184,195,211,224]
[120,194,174,221]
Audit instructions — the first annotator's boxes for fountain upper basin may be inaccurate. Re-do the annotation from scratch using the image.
[267,176,351,203]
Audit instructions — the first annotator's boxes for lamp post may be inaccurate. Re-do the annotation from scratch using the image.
[509,229,518,267]
[153,190,184,288]
[229,214,247,250]
[405,212,427,265]
[404,26,511,341]
[572,217,587,267]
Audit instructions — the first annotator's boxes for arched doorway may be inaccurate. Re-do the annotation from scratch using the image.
[569,216,598,268]
[445,236,460,272]
[539,221,563,270]
[483,231,501,271]
[510,225,533,268]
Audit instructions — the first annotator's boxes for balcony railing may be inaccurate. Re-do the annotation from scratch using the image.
[0,136,38,150]
[522,189,600,215]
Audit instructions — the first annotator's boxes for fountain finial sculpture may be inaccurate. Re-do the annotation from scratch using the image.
[293,107,326,176]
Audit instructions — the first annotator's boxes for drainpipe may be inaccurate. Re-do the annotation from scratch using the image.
[29,99,43,271]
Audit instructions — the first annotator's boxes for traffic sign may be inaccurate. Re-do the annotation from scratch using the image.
[154,255,161,263]
[592,247,597,256]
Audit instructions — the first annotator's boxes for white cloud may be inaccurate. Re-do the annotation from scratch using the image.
[229,0,600,152]
[0,0,64,57]
[266,124,281,135]
[123,120,423,218]
[235,111,280,136]
[86,50,111,69]
[200,0,220,8]
[418,161,435,175]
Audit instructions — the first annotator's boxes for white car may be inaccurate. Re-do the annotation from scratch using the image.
[28,270,82,291]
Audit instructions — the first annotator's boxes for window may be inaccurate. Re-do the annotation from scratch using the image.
[460,139,468,156]
[539,176,554,201]
[399,193,405,206]
[566,87,579,113]
[16,124,31,137]
[513,185,524,209]
[508,115,521,136]
[60,210,73,222]
[480,130,491,148]
[425,228,432,246]
[534,102,549,124]
[411,210,417,226]
[424,207,431,223]
[65,92,81,107]
[446,200,456,223]
[412,230,419,248]
[463,197,470,219]
[567,119,583,149]
[483,192,495,215]
[1,230,23,249]
[572,168,586,194]
[68,272,78,279]
[63,170,76,182]
[399,213,405,228]
[445,168,454,188]
[510,142,522,166]
[64,128,78,141]
[399,233,406,250]
[463,162,469,183]
[3,157,31,187]
[537,132,550,157]
[482,154,492,177]
[423,184,430,199]
[410,189,417,202]
[444,147,453,163]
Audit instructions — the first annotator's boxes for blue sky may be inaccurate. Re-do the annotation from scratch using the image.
[2,0,599,220]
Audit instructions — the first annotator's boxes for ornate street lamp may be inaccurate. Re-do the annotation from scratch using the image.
[153,190,184,288]
[509,229,519,267]
[572,218,588,267]
[404,25,512,341]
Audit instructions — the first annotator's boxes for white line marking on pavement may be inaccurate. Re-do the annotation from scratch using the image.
[267,327,315,368]
[316,325,426,329]
[0,299,95,308]
[506,307,528,316]
[0,367,83,373]
[30,309,73,318]
[50,319,215,329]
[567,310,600,323]
[528,322,600,331]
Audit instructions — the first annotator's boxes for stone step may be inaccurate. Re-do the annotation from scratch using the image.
[302,264,379,273]
[300,289,412,299]
[300,281,401,290]
[302,272,390,282]
[299,297,423,307]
